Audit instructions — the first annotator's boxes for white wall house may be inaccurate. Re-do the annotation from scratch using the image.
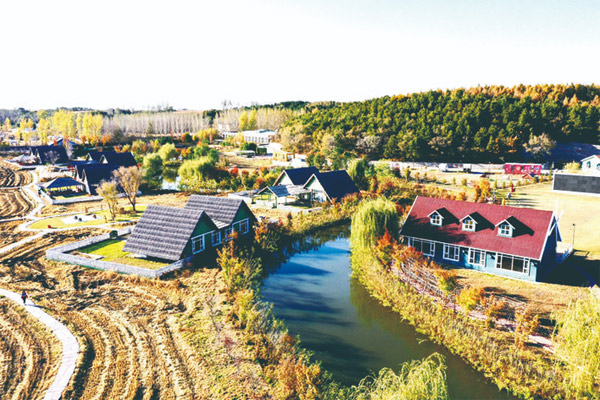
[581,155,600,174]
[222,129,277,144]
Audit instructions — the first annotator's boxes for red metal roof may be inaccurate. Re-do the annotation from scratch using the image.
[400,197,555,260]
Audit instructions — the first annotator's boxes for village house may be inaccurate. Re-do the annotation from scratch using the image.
[85,151,137,167]
[255,167,359,208]
[75,164,120,195]
[123,196,257,262]
[400,196,567,282]
[581,155,600,174]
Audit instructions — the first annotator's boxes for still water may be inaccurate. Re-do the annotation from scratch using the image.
[263,226,515,399]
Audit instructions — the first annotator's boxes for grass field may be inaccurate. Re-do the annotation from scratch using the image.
[508,183,600,257]
[30,205,147,230]
[456,269,589,318]
[77,238,169,269]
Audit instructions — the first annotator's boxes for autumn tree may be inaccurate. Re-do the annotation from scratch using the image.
[158,143,176,162]
[97,180,119,221]
[524,133,556,161]
[238,111,249,131]
[51,109,76,153]
[247,109,258,130]
[3,118,11,133]
[113,166,143,212]
[37,118,51,144]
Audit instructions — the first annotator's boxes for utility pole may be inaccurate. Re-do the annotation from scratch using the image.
[572,223,576,249]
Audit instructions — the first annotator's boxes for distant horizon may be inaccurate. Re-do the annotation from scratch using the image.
[1,1,599,111]
[3,80,599,113]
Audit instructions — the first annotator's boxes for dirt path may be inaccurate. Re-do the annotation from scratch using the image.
[0,288,79,400]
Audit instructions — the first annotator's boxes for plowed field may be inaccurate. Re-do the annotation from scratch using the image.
[0,189,34,219]
[0,297,62,400]
[0,221,35,247]
[0,231,271,400]
[0,163,32,187]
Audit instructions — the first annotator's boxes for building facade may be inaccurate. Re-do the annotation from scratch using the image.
[400,197,563,282]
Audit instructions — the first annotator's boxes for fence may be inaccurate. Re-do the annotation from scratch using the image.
[45,227,188,278]
[392,256,525,314]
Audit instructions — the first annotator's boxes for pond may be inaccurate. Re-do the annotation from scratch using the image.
[263,226,516,399]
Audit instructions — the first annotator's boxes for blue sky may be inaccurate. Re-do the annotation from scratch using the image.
[1,0,598,110]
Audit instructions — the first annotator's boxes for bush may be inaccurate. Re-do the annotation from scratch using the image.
[433,269,458,295]
[456,286,484,315]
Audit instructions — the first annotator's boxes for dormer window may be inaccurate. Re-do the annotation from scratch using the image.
[462,218,475,231]
[498,222,513,237]
[430,214,442,226]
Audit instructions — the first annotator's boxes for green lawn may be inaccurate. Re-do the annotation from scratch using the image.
[30,205,147,230]
[77,239,169,270]
[508,183,600,257]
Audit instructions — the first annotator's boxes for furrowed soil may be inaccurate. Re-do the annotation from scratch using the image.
[0,229,272,400]
[0,162,32,187]
[0,297,62,400]
[0,189,34,219]
[0,221,35,247]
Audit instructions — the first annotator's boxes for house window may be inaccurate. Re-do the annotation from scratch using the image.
[462,218,475,231]
[496,254,529,274]
[224,227,233,241]
[211,231,221,246]
[498,223,512,237]
[443,244,460,262]
[468,249,485,266]
[409,238,435,256]
[240,218,249,234]
[430,214,442,226]
[192,235,205,254]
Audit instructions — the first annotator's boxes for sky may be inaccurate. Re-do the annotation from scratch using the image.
[1,0,599,111]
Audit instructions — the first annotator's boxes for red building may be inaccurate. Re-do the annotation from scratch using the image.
[504,163,542,175]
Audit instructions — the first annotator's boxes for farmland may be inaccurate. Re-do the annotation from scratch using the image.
[0,224,272,400]
[0,189,34,219]
[0,296,62,399]
[0,162,33,187]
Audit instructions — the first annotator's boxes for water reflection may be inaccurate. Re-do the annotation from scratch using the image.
[262,227,515,400]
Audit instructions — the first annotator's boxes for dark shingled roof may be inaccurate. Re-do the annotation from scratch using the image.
[86,151,104,162]
[185,195,256,228]
[123,205,216,261]
[43,177,85,189]
[304,170,359,201]
[31,145,69,164]
[256,185,309,198]
[67,160,98,169]
[81,164,120,195]
[275,167,320,186]
[100,151,137,167]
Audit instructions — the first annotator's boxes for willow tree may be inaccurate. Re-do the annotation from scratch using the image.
[553,288,600,398]
[351,197,399,249]
[350,353,448,400]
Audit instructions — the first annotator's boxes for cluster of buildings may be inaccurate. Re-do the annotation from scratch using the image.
[39,150,137,197]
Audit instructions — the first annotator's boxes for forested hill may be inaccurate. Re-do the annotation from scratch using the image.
[279,84,600,163]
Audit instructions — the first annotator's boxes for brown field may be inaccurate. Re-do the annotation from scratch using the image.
[0,189,34,219]
[0,297,62,400]
[0,162,32,187]
[0,221,35,247]
[0,229,272,400]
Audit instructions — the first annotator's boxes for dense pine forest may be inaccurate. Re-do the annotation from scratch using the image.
[280,84,600,163]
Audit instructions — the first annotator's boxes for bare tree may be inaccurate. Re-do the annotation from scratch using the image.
[97,180,119,221]
[113,166,143,212]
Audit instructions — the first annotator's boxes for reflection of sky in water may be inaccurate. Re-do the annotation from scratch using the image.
[263,234,516,400]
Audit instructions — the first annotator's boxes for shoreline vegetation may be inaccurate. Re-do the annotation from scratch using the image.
[348,197,600,399]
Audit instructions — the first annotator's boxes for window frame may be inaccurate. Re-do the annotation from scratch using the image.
[409,238,435,257]
[191,234,205,254]
[443,244,460,262]
[495,254,529,274]
[498,223,513,237]
[462,218,475,232]
[430,213,442,226]
[468,248,485,266]
[224,227,233,241]
[211,231,221,246]
[240,218,249,234]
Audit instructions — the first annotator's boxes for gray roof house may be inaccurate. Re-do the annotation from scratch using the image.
[303,170,360,202]
[123,205,218,261]
[123,196,258,262]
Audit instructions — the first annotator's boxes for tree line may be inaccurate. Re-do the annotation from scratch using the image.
[279,84,600,163]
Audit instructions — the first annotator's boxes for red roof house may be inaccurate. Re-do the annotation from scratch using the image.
[400,197,562,281]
